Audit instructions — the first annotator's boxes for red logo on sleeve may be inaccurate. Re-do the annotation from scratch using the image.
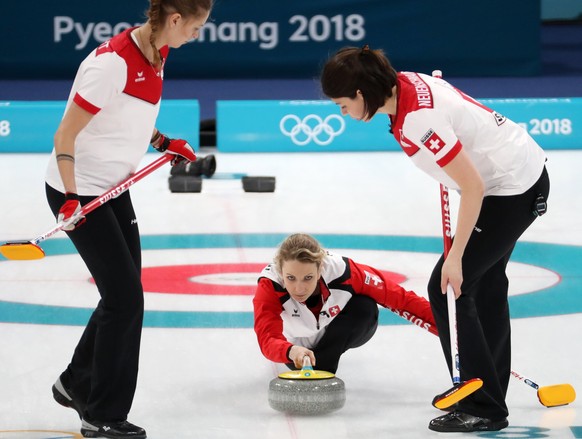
[421,129,446,154]
[95,41,113,56]
[397,130,420,157]
[329,305,341,317]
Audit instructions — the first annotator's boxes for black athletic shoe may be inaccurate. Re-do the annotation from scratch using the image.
[52,377,85,419]
[81,419,147,439]
[428,410,509,432]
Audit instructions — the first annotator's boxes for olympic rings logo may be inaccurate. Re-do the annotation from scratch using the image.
[279,114,345,146]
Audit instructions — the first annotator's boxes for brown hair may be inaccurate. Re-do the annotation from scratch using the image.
[320,45,398,119]
[146,0,213,66]
[274,234,326,274]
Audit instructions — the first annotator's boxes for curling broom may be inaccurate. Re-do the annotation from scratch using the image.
[431,181,483,409]
[0,154,173,261]
[390,308,575,408]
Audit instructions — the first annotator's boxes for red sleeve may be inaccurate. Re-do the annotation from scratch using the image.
[347,259,438,335]
[253,277,294,363]
[73,92,101,115]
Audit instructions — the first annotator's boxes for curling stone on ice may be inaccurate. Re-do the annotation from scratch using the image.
[168,155,216,193]
[268,357,346,415]
[242,176,276,193]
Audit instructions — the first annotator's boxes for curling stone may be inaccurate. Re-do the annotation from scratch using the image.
[268,357,345,415]
[242,176,276,193]
[168,175,202,193]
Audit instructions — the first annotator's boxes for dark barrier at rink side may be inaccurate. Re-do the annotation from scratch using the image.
[0,0,540,79]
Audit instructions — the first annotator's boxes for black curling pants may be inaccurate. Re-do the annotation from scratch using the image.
[314,294,379,373]
[427,167,549,421]
[47,184,144,422]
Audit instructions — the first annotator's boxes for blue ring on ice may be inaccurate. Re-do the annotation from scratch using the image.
[0,233,580,327]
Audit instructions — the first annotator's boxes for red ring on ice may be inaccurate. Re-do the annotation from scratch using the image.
[139,263,407,296]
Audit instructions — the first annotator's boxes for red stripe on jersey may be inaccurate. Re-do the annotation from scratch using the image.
[396,128,420,156]
[454,86,494,114]
[437,140,462,167]
[160,45,169,59]
[107,28,164,105]
[73,92,101,115]
[390,73,434,154]
[96,40,114,56]
[401,72,434,109]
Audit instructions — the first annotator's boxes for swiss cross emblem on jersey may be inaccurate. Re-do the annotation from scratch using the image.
[328,305,341,317]
[364,270,383,286]
[421,129,446,154]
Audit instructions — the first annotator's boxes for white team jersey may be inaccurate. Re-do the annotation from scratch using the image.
[45,28,166,195]
[260,253,353,349]
[390,72,546,196]
[254,249,435,363]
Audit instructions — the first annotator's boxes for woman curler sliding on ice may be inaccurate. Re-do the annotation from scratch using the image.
[253,233,436,374]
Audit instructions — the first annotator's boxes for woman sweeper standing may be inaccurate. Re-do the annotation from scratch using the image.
[46,1,213,437]
[319,45,549,433]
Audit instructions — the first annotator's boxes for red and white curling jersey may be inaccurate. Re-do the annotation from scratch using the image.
[390,72,546,196]
[46,28,169,195]
[253,251,436,364]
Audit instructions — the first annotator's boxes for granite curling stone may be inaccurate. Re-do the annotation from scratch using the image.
[242,176,276,193]
[268,359,346,415]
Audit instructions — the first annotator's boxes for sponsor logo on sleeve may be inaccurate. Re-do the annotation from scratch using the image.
[493,111,506,126]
